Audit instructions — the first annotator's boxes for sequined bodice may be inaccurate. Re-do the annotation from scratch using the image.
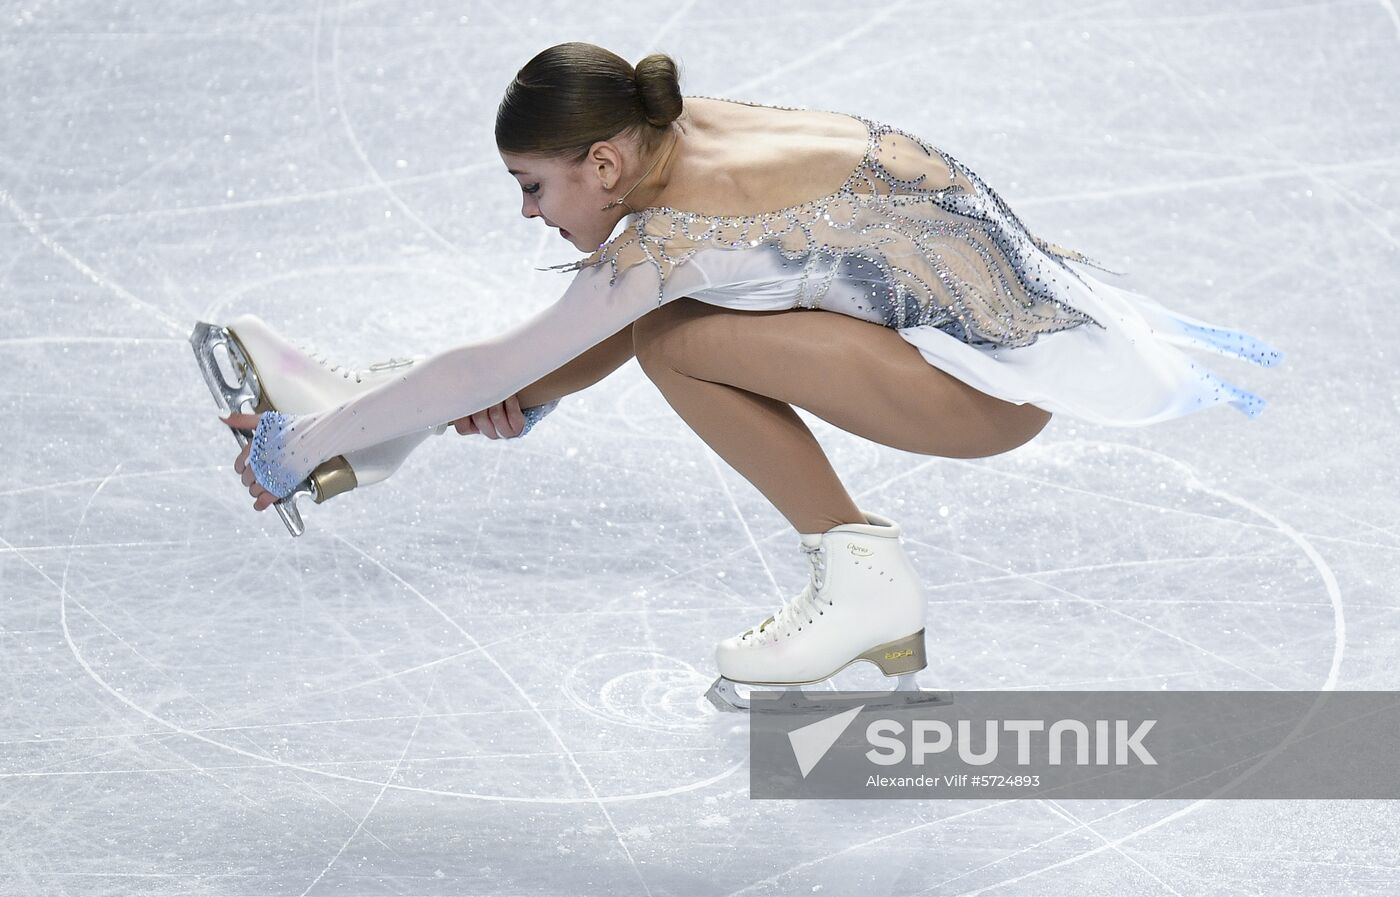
[540,97,1120,349]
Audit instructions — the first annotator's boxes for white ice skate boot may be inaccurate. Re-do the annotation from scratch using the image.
[189,313,557,537]
[705,510,951,713]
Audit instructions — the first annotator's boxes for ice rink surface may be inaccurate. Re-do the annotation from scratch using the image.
[3,0,1399,893]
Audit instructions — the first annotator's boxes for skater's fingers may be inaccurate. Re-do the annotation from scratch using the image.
[239,444,257,487]
[221,412,260,431]
[503,394,525,438]
[473,408,500,439]
[452,415,477,436]
[486,403,513,439]
[254,490,276,511]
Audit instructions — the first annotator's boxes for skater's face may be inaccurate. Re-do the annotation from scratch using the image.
[501,130,671,253]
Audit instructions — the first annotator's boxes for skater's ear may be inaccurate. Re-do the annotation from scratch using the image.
[585,140,628,192]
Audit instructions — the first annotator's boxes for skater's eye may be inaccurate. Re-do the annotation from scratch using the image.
[522,183,540,195]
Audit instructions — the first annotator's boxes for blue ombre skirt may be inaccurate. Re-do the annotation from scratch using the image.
[894,261,1283,427]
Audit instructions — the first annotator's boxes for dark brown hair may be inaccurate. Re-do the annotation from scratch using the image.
[495,42,684,164]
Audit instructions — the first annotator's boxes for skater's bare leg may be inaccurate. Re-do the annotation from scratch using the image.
[632,299,1052,533]
[458,323,636,438]
[515,323,637,409]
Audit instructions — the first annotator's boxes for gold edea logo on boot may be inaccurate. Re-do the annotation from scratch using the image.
[847,543,874,558]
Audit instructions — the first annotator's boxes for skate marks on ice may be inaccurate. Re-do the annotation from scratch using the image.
[321,0,470,267]
[658,434,1353,896]
[8,0,1393,889]
[563,649,721,732]
[0,188,186,336]
[39,437,1352,897]
[873,437,1348,692]
[723,438,1346,897]
[45,498,744,807]
[40,481,628,897]
[15,412,1352,897]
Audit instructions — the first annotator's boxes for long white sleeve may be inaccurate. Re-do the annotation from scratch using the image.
[246,251,714,498]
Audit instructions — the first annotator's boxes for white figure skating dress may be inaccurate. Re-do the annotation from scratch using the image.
[245,100,1283,499]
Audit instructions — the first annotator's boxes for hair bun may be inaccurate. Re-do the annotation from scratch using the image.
[496,43,684,159]
[633,53,684,127]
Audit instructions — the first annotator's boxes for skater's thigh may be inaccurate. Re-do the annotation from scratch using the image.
[635,298,1052,458]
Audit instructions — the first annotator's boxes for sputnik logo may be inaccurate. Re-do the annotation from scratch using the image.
[787,704,866,778]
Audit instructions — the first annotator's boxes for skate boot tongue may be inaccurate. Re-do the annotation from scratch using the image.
[799,532,824,549]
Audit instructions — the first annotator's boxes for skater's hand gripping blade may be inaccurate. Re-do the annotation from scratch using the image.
[705,676,954,715]
[190,320,312,538]
[221,415,316,535]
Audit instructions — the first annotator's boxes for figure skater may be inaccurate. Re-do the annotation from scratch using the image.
[198,41,1282,710]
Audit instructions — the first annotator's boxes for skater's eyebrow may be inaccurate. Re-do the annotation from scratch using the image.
[507,168,531,176]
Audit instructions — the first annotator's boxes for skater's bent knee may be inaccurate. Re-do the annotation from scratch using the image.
[986,404,1053,456]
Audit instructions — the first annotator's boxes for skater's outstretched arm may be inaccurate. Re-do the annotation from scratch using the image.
[450,323,635,439]
[240,257,712,499]
[448,323,633,439]
[514,322,637,409]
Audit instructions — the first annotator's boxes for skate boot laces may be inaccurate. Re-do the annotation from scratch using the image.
[745,542,832,644]
[292,338,415,384]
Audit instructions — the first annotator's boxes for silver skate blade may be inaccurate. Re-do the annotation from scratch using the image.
[189,321,261,417]
[705,676,954,714]
[190,321,309,538]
